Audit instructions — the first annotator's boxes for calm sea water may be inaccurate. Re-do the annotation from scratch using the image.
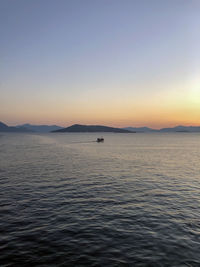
[0,132,200,266]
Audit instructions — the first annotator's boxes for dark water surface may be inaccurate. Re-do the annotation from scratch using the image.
[0,133,200,266]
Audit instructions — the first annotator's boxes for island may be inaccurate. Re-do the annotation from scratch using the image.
[51,124,133,133]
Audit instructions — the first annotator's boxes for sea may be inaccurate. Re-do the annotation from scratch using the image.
[0,132,200,267]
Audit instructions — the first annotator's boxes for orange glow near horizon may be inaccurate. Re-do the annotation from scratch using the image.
[4,99,200,129]
[1,74,200,129]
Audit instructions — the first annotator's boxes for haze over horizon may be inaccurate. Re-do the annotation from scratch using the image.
[1,0,200,128]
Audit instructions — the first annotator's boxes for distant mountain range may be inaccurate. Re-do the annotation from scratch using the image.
[159,126,200,132]
[17,123,62,132]
[1,121,200,133]
[124,126,200,132]
[52,124,132,133]
[0,122,31,132]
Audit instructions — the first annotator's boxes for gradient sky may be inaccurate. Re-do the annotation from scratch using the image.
[0,0,200,128]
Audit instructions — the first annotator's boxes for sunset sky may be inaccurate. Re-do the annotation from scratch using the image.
[0,0,200,128]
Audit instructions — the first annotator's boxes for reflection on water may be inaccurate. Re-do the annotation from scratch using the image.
[0,133,200,266]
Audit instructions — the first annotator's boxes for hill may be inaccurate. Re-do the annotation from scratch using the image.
[0,122,31,132]
[52,124,132,133]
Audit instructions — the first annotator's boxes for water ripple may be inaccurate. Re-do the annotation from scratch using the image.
[0,133,200,266]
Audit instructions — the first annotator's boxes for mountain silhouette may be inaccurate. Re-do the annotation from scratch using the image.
[52,124,132,133]
[159,126,200,132]
[124,125,200,132]
[0,122,31,132]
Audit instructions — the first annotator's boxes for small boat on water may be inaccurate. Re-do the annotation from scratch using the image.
[96,137,104,143]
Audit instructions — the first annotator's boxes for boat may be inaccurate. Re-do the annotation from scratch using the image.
[96,137,104,143]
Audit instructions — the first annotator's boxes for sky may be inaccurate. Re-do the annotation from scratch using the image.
[0,0,200,128]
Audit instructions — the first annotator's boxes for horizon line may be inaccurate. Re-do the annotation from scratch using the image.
[1,120,200,131]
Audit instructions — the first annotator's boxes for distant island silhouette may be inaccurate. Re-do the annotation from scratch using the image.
[1,121,200,133]
[124,126,200,132]
[52,124,132,133]
[0,122,31,132]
